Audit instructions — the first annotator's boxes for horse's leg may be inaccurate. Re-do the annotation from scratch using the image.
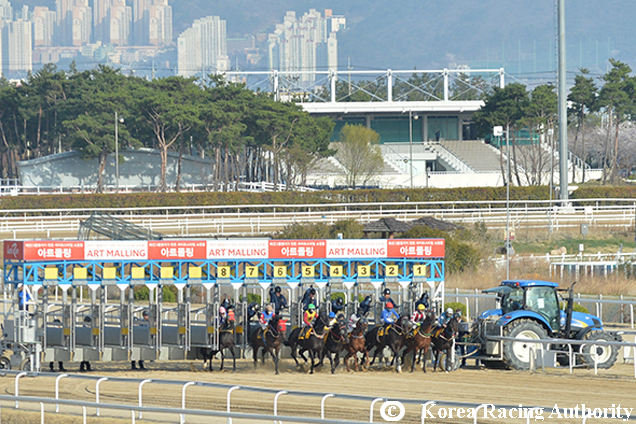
[219,348,225,371]
[262,346,267,364]
[343,350,352,372]
[253,345,258,369]
[309,350,315,374]
[299,347,308,363]
[290,342,299,366]
[334,351,340,373]
[433,348,439,372]
[270,346,279,375]
[231,345,236,371]
[422,345,429,373]
[328,350,334,374]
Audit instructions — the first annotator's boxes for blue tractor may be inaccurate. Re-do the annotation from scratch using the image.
[471,280,621,370]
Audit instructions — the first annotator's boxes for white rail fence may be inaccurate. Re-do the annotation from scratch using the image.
[3,368,636,424]
[1,198,636,238]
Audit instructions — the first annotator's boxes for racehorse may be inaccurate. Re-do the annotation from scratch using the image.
[401,310,436,373]
[343,320,369,372]
[250,314,283,374]
[431,314,460,372]
[365,315,409,372]
[200,319,237,371]
[285,313,331,374]
[323,318,346,373]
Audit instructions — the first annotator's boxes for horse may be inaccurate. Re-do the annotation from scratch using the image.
[323,318,346,374]
[365,315,409,372]
[343,320,369,372]
[431,315,460,372]
[200,319,236,371]
[401,310,436,373]
[250,314,283,374]
[285,313,331,374]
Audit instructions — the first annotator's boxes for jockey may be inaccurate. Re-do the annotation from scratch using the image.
[303,303,318,326]
[260,304,275,330]
[219,306,228,327]
[327,311,337,329]
[380,302,399,325]
[346,313,360,334]
[438,307,454,327]
[409,303,427,330]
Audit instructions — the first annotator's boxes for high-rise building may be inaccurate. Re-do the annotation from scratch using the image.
[92,0,109,43]
[2,19,32,76]
[109,0,131,45]
[32,6,57,47]
[56,0,91,46]
[268,9,344,86]
[132,0,150,45]
[0,0,12,20]
[148,0,171,46]
[177,15,227,77]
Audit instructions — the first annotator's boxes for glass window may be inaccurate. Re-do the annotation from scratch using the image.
[502,288,524,313]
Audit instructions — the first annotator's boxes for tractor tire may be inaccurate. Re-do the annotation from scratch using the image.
[581,331,618,369]
[503,319,547,370]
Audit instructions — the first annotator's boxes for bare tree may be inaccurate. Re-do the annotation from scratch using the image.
[335,125,384,188]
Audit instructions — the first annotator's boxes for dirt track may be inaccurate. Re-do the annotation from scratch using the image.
[2,357,635,423]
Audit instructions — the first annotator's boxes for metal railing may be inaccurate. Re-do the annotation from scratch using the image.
[1,198,636,239]
[4,369,636,424]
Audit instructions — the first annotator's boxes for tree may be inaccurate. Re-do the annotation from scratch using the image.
[61,66,136,192]
[472,83,530,186]
[135,76,202,192]
[335,124,384,189]
[568,69,597,183]
[597,59,635,182]
[518,84,557,185]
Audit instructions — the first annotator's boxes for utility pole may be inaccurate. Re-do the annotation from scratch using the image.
[558,0,568,203]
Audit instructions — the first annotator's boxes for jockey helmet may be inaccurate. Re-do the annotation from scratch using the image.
[336,297,344,305]
[265,304,273,312]
[219,306,227,315]
[309,288,316,295]
[274,286,282,293]
[308,303,316,310]
[417,304,426,311]
[383,288,391,296]
[386,302,394,309]
[329,311,336,319]
[445,307,453,315]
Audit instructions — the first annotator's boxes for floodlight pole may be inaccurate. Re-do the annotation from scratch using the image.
[506,124,510,280]
[115,112,119,192]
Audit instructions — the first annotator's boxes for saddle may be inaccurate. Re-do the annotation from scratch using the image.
[376,324,392,341]
[299,326,313,340]
[433,326,444,338]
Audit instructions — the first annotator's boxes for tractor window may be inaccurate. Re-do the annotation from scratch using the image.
[502,287,524,313]
[525,286,560,330]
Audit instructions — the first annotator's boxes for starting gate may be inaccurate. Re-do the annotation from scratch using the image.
[1,238,445,371]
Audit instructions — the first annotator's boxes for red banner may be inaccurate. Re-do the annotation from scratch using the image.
[387,239,445,258]
[148,240,207,260]
[21,241,85,261]
[268,240,327,259]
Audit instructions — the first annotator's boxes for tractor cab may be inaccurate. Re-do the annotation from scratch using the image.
[483,280,561,333]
